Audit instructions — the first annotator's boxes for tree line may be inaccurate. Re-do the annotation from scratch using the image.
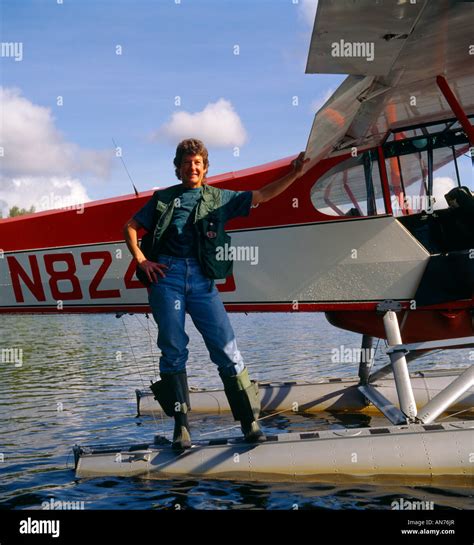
[0,206,35,218]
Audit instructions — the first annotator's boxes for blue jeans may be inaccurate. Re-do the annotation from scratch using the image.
[148,255,245,377]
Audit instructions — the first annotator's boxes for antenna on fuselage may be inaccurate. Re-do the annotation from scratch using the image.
[112,138,139,197]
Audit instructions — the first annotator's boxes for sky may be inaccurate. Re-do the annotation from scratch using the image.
[0,0,346,216]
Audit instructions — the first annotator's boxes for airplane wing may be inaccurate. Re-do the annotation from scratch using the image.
[304,0,474,167]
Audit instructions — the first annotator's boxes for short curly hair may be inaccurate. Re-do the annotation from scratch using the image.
[173,139,209,180]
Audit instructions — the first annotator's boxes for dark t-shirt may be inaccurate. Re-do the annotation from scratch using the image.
[133,186,253,258]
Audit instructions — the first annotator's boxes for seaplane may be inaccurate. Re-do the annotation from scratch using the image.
[1,0,473,483]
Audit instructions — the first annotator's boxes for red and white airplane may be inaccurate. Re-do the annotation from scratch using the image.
[3,0,471,481]
[1,0,473,345]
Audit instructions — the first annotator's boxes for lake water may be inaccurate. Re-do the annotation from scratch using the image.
[1,312,473,513]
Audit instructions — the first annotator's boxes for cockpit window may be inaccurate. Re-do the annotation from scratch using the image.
[311,150,386,217]
[383,124,472,216]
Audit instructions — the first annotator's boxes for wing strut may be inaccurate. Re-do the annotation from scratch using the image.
[436,75,474,146]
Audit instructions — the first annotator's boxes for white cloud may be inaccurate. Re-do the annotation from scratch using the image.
[0,87,111,216]
[152,99,247,148]
[1,87,111,178]
[0,177,91,218]
[297,0,318,27]
[433,177,456,209]
[311,87,335,114]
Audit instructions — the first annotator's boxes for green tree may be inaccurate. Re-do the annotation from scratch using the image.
[8,205,36,217]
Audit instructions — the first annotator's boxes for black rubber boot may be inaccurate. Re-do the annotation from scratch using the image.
[219,367,266,443]
[150,372,192,451]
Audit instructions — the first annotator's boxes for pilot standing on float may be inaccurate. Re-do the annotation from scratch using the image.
[124,138,307,450]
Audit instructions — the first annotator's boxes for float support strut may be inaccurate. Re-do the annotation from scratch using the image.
[417,366,474,424]
[382,311,417,420]
[358,335,374,385]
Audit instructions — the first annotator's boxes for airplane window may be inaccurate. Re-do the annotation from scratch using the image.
[432,144,473,199]
[385,141,471,216]
[386,152,429,216]
[310,151,386,217]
